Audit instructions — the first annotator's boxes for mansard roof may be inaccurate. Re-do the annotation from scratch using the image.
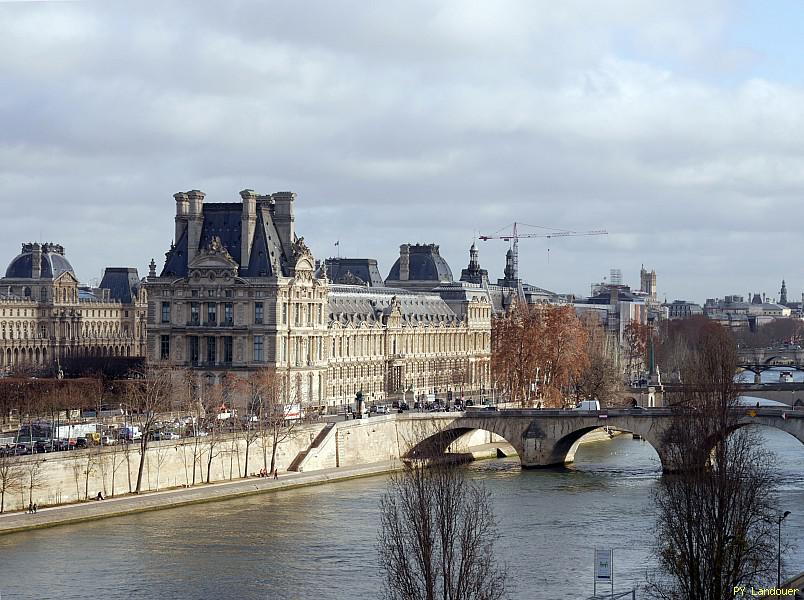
[322,258,384,287]
[160,200,291,278]
[386,244,453,283]
[328,284,460,327]
[99,268,141,304]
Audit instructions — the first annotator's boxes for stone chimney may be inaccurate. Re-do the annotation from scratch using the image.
[399,244,410,281]
[31,243,42,279]
[271,192,296,259]
[174,192,189,247]
[186,190,205,264]
[240,189,258,269]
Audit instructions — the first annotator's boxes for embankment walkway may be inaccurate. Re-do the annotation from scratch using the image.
[0,461,397,536]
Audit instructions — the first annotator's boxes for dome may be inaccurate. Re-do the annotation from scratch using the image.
[386,243,453,283]
[5,243,75,279]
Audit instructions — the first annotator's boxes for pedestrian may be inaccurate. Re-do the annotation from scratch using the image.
[273,468,278,480]
[33,503,37,513]
[27,502,33,514]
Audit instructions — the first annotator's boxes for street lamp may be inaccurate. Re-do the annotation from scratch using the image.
[777,510,791,588]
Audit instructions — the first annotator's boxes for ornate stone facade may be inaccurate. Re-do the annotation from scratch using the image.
[326,285,491,407]
[147,189,492,408]
[146,190,330,405]
[0,243,147,372]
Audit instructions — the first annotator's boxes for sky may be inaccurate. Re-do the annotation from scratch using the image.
[1,0,803,304]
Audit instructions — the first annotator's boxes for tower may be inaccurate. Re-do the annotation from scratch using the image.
[640,265,657,298]
[503,248,515,282]
[780,279,788,305]
[459,243,489,286]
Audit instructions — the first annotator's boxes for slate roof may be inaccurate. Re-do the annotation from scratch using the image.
[5,244,75,280]
[386,244,453,283]
[99,268,141,303]
[323,258,384,287]
[161,201,290,278]
[328,285,460,327]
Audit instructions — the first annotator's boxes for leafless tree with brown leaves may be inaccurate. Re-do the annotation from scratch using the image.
[649,322,780,599]
[571,313,622,406]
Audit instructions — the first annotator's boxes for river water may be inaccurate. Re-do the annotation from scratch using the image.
[0,429,802,600]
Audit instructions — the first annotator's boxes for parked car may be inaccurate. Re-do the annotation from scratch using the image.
[52,439,70,452]
[33,440,51,453]
[14,443,32,455]
[162,431,180,441]
[100,435,118,446]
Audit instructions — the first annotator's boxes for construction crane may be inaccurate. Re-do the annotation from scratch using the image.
[479,222,608,280]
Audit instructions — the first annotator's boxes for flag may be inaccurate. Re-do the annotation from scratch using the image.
[334,240,340,247]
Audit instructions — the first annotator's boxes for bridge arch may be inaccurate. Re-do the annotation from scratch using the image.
[727,418,804,447]
[546,423,668,471]
[402,417,526,465]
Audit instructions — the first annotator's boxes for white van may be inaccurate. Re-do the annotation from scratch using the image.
[574,400,601,411]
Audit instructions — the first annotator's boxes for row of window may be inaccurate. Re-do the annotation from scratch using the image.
[159,300,326,328]
[329,331,490,358]
[161,335,242,364]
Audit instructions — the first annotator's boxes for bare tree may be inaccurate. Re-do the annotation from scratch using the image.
[127,365,174,494]
[0,452,24,513]
[238,367,279,477]
[649,322,780,598]
[264,372,306,474]
[378,454,508,600]
[23,457,44,507]
[622,320,649,383]
[571,314,622,406]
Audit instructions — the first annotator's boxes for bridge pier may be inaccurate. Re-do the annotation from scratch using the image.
[754,372,763,384]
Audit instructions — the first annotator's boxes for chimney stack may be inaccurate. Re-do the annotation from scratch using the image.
[31,243,42,279]
[399,244,410,281]
[174,192,189,247]
[240,189,258,269]
[271,192,296,259]
[185,190,205,264]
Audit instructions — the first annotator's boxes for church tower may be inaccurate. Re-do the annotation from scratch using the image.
[780,279,788,305]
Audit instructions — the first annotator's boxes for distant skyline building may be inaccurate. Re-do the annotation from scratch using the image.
[640,265,657,299]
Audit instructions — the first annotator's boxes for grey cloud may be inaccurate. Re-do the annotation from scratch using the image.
[1,1,803,304]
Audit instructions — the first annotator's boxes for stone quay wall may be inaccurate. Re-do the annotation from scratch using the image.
[1,416,506,513]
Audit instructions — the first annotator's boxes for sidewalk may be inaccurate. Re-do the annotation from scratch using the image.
[0,461,398,536]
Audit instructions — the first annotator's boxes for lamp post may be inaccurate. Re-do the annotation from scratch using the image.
[777,510,791,587]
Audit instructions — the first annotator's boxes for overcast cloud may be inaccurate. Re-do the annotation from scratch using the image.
[1,0,803,303]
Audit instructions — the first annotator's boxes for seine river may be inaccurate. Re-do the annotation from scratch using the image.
[0,429,802,599]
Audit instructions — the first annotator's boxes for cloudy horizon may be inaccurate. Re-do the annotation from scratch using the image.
[2,1,803,305]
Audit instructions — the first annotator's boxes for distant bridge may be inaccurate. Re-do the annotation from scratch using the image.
[737,346,804,374]
[659,383,804,407]
[398,407,804,473]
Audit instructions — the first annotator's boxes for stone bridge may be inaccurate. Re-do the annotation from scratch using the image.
[737,346,804,374]
[398,407,804,472]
